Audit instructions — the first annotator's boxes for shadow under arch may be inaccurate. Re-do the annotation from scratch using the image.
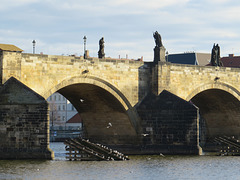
[44,75,141,146]
[187,82,240,151]
[43,75,133,110]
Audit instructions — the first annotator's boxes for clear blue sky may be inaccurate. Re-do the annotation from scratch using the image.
[1,0,240,61]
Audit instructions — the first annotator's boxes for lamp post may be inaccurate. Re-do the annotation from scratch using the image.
[83,36,87,58]
[166,51,168,62]
[32,40,36,54]
[65,98,67,131]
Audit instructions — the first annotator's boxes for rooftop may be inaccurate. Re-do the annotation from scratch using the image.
[0,44,23,52]
[220,54,240,68]
[66,113,82,124]
[167,52,211,66]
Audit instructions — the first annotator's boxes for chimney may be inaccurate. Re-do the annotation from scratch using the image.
[229,54,234,58]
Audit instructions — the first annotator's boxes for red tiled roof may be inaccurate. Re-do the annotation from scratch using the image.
[220,56,240,68]
[66,113,82,123]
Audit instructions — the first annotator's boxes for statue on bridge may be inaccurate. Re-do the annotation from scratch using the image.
[210,43,223,66]
[98,37,105,58]
[153,31,166,63]
[153,31,163,48]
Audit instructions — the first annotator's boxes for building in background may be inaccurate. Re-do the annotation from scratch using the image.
[166,52,211,66]
[47,93,83,141]
[220,54,240,68]
[66,113,82,130]
[47,92,78,128]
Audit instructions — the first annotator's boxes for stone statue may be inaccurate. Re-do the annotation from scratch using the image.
[98,37,105,58]
[153,31,163,47]
[153,31,165,63]
[210,43,223,66]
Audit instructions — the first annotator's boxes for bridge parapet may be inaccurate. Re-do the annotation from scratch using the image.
[156,62,240,101]
[0,51,150,108]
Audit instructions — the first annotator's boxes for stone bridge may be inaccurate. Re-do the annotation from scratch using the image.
[1,50,240,159]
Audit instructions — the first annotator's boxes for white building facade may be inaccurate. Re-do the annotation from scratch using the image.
[47,92,78,128]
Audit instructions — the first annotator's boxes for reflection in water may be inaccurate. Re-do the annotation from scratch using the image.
[0,142,240,179]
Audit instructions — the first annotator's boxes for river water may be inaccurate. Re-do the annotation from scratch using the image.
[0,142,240,180]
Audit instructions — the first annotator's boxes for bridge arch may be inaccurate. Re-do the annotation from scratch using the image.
[43,75,133,110]
[186,82,240,101]
[44,75,140,145]
[187,82,240,150]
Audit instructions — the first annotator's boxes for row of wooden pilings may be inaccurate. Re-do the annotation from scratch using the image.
[64,138,129,161]
[214,136,240,156]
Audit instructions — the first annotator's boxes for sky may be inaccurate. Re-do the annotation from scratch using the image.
[1,0,240,61]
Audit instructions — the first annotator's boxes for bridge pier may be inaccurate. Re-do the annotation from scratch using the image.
[0,77,54,159]
[136,90,202,155]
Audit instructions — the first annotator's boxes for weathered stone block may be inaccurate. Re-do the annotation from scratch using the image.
[0,77,54,159]
[137,90,201,155]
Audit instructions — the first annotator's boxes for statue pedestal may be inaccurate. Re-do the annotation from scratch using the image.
[98,50,105,59]
[154,46,166,63]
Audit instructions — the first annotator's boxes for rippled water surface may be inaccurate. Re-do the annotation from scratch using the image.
[0,142,240,180]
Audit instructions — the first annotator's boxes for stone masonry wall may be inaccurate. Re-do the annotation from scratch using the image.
[137,90,201,155]
[0,77,53,159]
[3,51,238,155]
[157,62,240,101]
[1,52,149,108]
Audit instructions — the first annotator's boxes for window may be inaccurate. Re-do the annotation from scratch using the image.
[50,96,52,101]
[58,105,61,111]
[59,95,61,101]
[62,105,65,110]
[54,95,56,101]
[62,116,65,121]
[53,104,57,111]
